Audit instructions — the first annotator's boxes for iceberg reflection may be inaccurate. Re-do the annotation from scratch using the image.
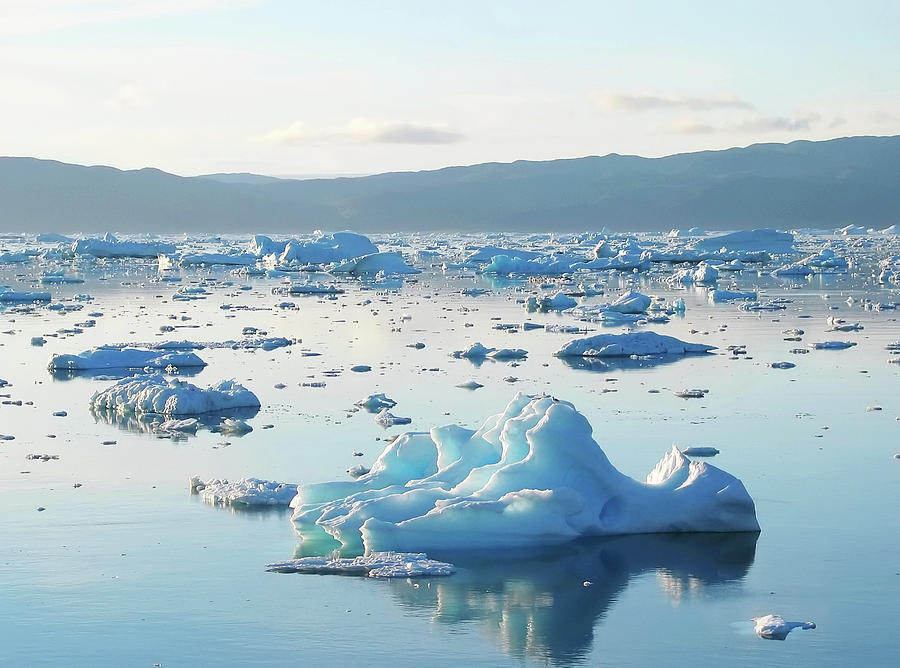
[387,532,757,664]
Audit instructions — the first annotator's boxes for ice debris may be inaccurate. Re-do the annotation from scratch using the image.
[265,552,455,578]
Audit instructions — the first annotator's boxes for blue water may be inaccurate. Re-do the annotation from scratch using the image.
[1,237,899,666]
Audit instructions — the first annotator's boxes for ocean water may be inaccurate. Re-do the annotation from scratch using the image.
[1,234,899,666]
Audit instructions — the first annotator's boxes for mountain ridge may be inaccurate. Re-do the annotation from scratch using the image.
[2,135,898,233]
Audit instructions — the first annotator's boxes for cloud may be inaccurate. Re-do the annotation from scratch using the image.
[732,112,820,133]
[666,112,822,135]
[0,0,250,37]
[261,118,465,146]
[108,83,155,110]
[592,90,754,112]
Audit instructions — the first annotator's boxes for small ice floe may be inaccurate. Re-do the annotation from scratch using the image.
[809,341,857,350]
[190,476,297,506]
[674,389,707,399]
[31,337,47,346]
[374,409,412,428]
[752,614,816,640]
[350,365,372,373]
[52,410,67,417]
[355,393,397,412]
[681,446,719,456]
[768,362,796,369]
[26,453,59,461]
[265,552,455,578]
[456,380,484,390]
[866,406,882,412]
[450,342,528,360]
[347,464,370,478]
[524,292,578,312]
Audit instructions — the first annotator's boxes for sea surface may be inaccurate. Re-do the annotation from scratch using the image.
[1,233,899,666]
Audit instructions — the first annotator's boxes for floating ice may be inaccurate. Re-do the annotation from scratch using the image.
[0,288,51,302]
[810,341,857,350]
[374,409,412,428]
[265,552,456,577]
[451,343,528,360]
[48,347,206,371]
[693,229,793,254]
[330,252,419,276]
[91,374,260,416]
[555,331,715,358]
[752,614,816,640]
[525,292,577,312]
[708,289,757,303]
[289,394,759,554]
[356,394,397,412]
[190,476,297,506]
[73,235,176,258]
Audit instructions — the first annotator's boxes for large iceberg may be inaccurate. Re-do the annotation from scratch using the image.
[554,331,715,358]
[91,374,260,415]
[49,347,206,371]
[73,234,176,258]
[289,394,759,554]
[693,228,794,254]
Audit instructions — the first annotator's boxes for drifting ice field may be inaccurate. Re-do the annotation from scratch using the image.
[1,230,899,667]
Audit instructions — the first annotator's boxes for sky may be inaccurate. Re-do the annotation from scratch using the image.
[1,0,898,177]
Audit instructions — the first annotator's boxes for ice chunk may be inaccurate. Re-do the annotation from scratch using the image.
[330,252,419,276]
[555,331,715,358]
[266,552,455,577]
[356,394,397,412]
[49,347,206,371]
[374,409,412,428]
[191,476,297,506]
[90,374,260,416]
[289,394,759,554]
[73,236,176,258]
[752,614,816,640]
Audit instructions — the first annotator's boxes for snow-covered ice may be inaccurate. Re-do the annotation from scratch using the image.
[90,375,260,416]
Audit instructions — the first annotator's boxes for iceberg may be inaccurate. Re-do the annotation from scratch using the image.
[289,394,759,554]
[692,228,794,254]
[554,331,715,358]
[190,476,297,506]
[329,252,419,276]
[73,234,176,258]
[0,288,51,302]
[90,374,260,416]
[48,347,206,371]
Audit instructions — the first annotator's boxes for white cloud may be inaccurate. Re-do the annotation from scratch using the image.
[592,90,754,112]
[0,0,250,36]
[666,112,822,135]
[260,118,465,146]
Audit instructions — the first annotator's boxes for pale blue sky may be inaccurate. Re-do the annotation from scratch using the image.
[1,0,897,176]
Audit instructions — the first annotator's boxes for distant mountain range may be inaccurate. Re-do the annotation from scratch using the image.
[1,135,898,234]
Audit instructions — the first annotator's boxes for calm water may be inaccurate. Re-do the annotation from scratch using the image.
[1,234,899,666]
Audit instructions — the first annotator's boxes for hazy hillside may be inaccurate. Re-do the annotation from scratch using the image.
[2,135,898,234]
